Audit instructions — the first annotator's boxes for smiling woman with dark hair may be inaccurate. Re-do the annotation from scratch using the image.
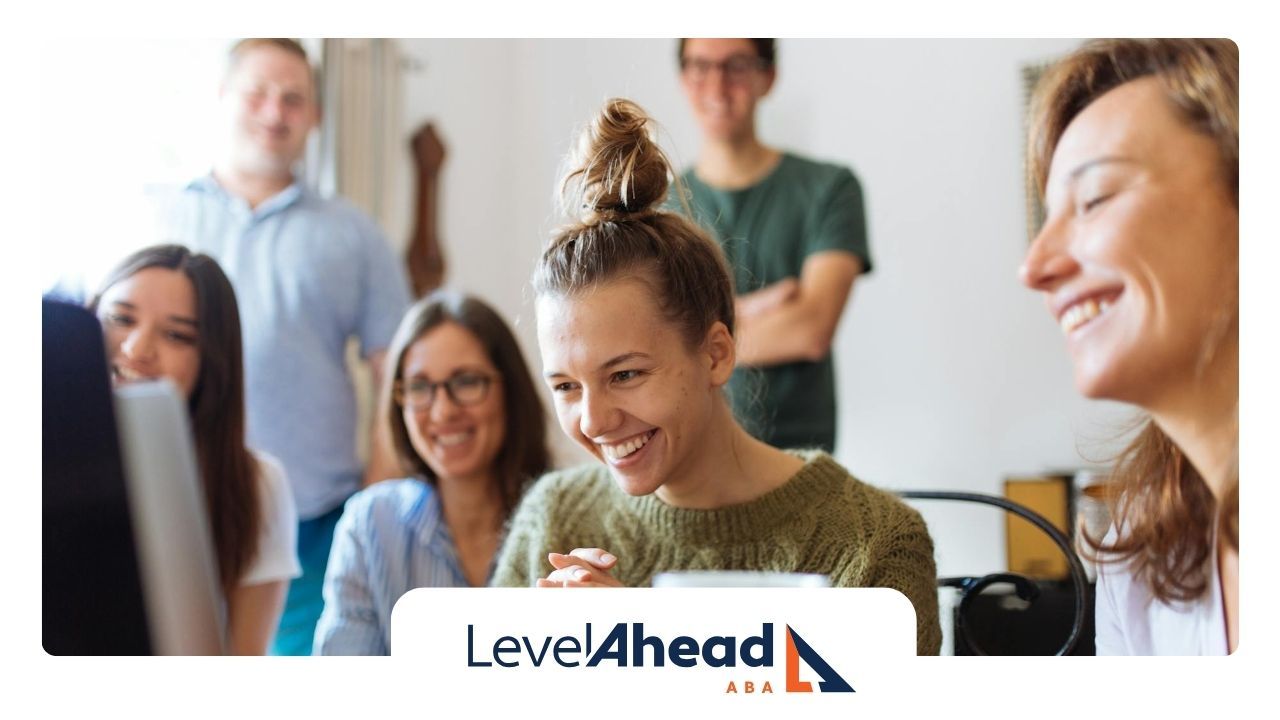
[89,243,301,655]
[314,290,551,655]
[1020,39,1238,655]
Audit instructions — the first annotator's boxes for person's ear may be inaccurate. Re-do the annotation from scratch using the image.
[702,321,736,387]
[758,66,777,98]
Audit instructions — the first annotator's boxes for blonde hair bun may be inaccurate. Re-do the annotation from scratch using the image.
[562,98,673,225]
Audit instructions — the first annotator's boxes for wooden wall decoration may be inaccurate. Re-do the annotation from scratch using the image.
[406,122,447,298]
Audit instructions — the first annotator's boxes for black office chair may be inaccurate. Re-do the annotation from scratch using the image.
[899,491,1090,656]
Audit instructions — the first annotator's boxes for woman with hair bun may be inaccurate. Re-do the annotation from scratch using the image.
[491,98,941,655]
[1021,39,1238,654]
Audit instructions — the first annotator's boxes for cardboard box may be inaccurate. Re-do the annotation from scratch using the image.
[1004,475,1073,580]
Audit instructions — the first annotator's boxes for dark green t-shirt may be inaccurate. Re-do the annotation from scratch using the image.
[676,153,871,451]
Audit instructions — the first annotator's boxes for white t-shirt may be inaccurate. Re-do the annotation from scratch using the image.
[1094,525,1227,655]
[239,452,303,586]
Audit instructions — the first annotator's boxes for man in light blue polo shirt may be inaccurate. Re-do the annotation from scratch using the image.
[156,38,410,655]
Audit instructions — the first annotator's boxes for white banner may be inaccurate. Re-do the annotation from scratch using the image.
[391,587,916,710]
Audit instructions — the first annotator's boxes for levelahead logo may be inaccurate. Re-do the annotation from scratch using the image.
[392,588,915,706]
[465,621,854,694]
[785,624,854,693]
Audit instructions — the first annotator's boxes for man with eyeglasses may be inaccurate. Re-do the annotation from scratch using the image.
[674,38,872,454]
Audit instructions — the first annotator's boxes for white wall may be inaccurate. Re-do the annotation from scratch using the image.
[40,38,232,295]
[395,39,1135,577]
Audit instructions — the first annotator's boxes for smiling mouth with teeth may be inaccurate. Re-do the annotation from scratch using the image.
[113,365,154,383]
[1060,297,1116,335]
[601,429,657,462]
[434,431,474,448]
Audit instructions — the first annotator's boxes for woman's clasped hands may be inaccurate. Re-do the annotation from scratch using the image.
[536,548,623,588]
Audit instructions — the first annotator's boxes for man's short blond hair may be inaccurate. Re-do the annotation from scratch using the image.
[225,38,320,105]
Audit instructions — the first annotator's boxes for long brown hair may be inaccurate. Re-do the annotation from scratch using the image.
[534,97,736,351]
[383,291,551,517]
[90,244,261,593]
[1027,39,1238,603]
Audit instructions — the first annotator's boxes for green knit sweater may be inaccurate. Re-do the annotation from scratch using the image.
[491,450,942,655]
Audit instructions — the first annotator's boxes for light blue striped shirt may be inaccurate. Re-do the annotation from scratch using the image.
[313,478,474,655]
[157,175,411,519]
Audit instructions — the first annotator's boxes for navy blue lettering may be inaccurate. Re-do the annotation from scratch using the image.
[587,623,628,667]
[631,623,666,667]
[469,621,786,671]
[467,624,492,667]
[702,635,735,667]
[493,636,521,667]
[521,635,553,667]
[742,623,773,667]
[668,636,698,667]
[553,636,581,667]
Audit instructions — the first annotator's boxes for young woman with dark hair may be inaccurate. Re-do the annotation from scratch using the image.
[314,290,551,655]
[90,243,300,654]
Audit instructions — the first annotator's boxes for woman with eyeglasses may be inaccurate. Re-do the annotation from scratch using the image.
[313,291,551,655]
[672,38,871,453]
